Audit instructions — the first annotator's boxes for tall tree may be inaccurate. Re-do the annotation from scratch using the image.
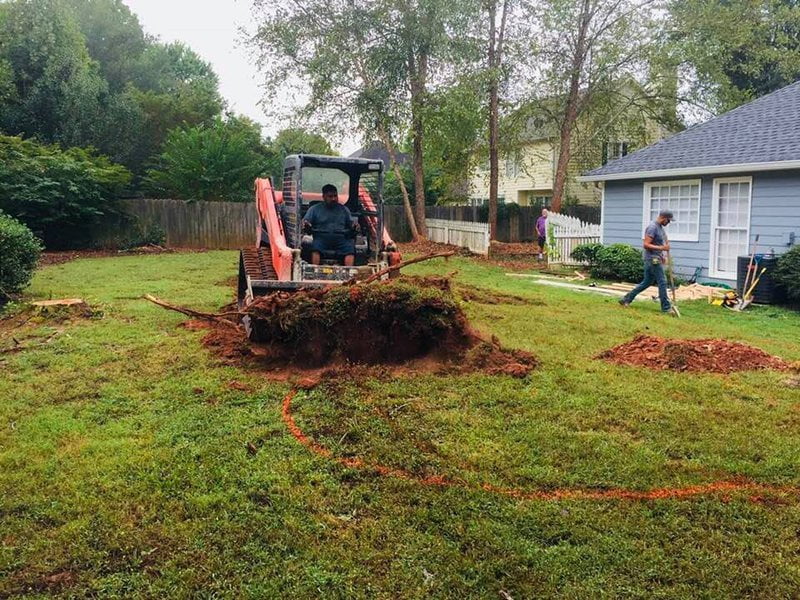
[250,0,478,239]
[524,0,658,212]
[486,0,510,239]
[670,0,800,113]
[0,0,107,147]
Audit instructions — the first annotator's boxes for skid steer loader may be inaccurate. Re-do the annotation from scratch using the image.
[238,154,402,340]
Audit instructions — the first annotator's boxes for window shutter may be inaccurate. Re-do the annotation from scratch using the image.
[621,142,629,157]
[601,142,608,165]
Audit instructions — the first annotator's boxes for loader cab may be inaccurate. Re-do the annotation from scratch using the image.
[281,154,387,273]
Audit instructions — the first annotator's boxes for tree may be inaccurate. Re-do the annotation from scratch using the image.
[486,0,510,239]
[266,127,335,182]
[670,0,800,113]
[524,0,660,212]
[0,0,108,148]
[144,116,268,202]
[64,0,147,92]
[250,0,479,240]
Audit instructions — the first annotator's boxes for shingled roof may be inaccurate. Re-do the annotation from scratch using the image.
[581,80,800,181]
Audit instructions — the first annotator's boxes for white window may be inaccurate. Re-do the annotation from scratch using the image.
[643,180,701,242]
[504,158,520,178]
[606,141,628,162]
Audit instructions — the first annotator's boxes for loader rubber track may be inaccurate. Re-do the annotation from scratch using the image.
[241,247,277,281]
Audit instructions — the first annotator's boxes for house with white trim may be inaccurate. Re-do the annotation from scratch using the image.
[580,81,800,283]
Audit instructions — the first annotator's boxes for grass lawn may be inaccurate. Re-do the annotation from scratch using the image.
[2,250,800,598]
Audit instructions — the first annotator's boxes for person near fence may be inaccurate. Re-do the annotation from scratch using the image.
[536,209,548,260]
[619,210,673,312]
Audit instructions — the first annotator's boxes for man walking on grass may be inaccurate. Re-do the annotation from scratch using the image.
[619,210,673,312]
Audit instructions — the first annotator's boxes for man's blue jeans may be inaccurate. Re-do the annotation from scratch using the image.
[622,258,671,311]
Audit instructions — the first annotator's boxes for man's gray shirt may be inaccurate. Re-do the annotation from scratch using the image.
[304,202,353,235]
[643,221,666,260]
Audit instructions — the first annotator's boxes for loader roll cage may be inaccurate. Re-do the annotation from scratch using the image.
[281,154,387,265]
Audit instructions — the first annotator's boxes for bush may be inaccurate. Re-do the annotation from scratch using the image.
[775,246,800,303]
[144,116,268,202]
[571,242,604,266]
[0,212,43,300]
[591,243,643,282]
[0,135,131,249]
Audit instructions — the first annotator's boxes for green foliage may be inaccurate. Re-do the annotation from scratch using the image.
[670,0,800,112]
[775,245,800,303]
[591,243,643,282]
[0,0,107,148]
[265,128,335,183]
[145,117,269,202]
[0,135,131,249]
[0,0,224,179]
[571,242,604,265]
[0,212,42,299]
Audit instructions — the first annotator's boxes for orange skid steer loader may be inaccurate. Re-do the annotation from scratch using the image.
[238,154,402,340]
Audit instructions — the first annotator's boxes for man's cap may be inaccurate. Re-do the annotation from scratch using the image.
[658,210,674,221]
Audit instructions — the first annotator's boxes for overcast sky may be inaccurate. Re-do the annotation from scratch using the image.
[120,0,358,154]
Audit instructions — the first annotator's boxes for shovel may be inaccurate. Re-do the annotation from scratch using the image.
[666,250,681,318]
[735,266,767,311]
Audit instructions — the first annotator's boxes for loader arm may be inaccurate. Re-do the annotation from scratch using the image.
[255,177,293,281]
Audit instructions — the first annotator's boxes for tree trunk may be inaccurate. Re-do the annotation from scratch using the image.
[408,50,428,238]
[551,0,591,214]
[377,126,420,241]
[486,0,508,240]
[488,0,499,240]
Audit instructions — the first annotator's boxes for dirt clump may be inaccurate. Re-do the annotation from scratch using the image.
[598,335,789,373]
[183,276,537,378]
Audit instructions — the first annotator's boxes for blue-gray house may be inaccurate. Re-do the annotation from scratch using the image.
[580,81,800,284]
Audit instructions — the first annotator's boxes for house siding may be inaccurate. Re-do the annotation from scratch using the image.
[602,170,800,282]
[470,140,556,205]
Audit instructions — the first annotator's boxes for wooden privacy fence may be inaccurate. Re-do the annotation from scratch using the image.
[548,213,601,266]
[120,198,258,249]
[426,218,491,255]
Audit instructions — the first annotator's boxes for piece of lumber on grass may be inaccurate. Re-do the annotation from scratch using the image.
[32,299,88,308]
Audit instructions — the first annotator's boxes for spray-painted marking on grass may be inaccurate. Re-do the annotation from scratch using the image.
[282,389,799,503]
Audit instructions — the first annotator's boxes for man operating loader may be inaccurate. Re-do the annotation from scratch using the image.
[619,210,674,313]
[303,184,358,266]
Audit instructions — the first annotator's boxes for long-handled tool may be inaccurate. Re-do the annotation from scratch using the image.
[741,233,760,300]
[666,249,681,318]
[735,266,767,311]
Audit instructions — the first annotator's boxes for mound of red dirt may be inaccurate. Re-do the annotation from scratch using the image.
[598,335,789,373]
[183,276,538,379]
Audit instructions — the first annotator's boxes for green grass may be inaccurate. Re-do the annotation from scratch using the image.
[2,251,800,598]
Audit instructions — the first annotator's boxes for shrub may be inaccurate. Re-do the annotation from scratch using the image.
[591,243,643,282]
[775,246,800,303]
[570,242,604,266]
[0,135,131,249]
[145,116,268,202]
[0,212,43,300]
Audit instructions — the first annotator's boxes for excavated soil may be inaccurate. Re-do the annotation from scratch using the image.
[188,276,537,379]
[598,335,789,373]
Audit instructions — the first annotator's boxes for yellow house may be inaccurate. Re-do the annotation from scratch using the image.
[469,138,601,207]
[469,90,674,207]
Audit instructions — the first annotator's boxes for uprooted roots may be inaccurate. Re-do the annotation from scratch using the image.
[598,335,789,373]
[192,276,538,378]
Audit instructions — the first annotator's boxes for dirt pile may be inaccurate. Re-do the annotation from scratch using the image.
[598,335,789,373]
[187,276,537,378]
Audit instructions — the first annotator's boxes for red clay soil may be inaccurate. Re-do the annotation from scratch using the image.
[397,240,546,273]
[282,388,800,503]
[189,317,537,380]
[599,335,789,373]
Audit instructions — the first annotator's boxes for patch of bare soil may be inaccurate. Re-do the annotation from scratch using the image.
[39,246,204,266]
[489,241,540,256]
[598,335,789,373]
[397,240,546,273]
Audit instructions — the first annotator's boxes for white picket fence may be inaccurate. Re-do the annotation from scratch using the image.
[548,212,601,266]
[426,218,491,255]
